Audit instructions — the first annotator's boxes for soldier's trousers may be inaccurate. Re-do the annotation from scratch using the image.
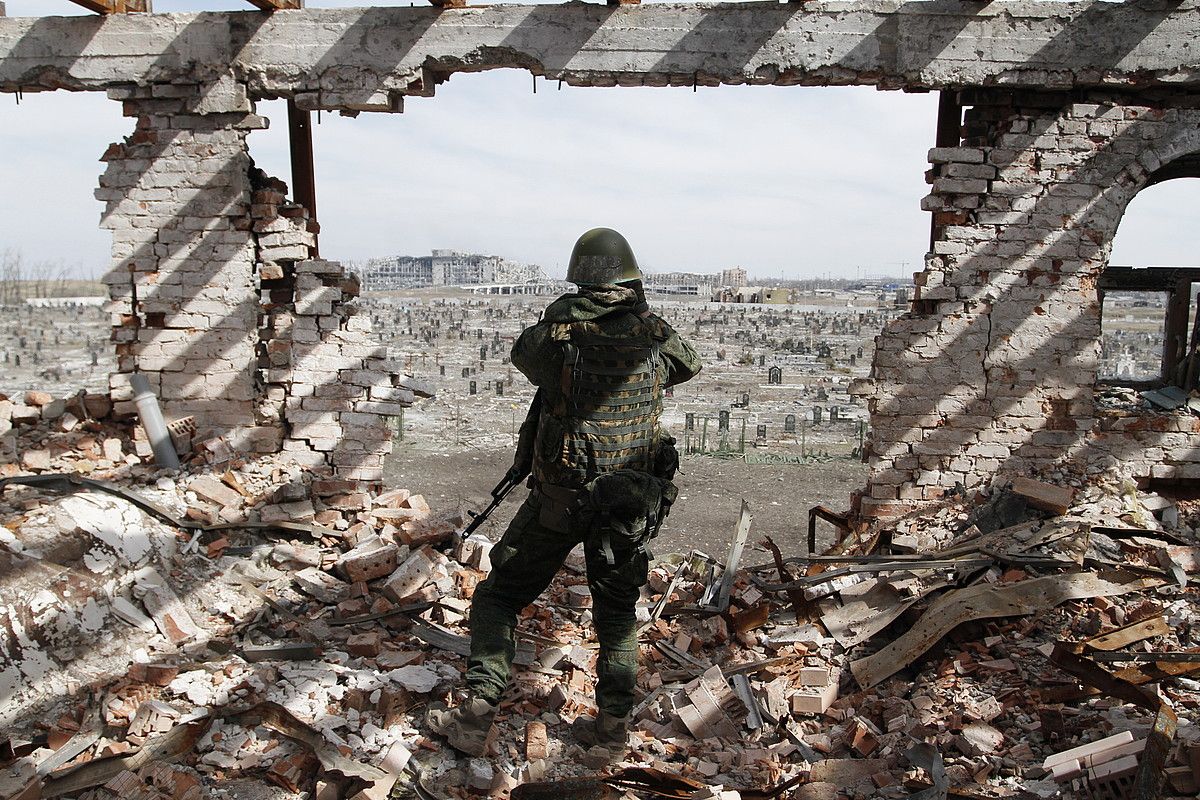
[465,492,649,717]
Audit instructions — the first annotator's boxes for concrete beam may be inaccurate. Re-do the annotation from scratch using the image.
[1,2,1198,103]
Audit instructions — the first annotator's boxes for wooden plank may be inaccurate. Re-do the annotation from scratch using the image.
[68,1,151,13]
[1085,616,1170,652]
[247,0,303,9]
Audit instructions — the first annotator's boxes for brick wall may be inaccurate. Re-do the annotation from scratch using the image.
[99,80,426,481]
[859,90,1200,517]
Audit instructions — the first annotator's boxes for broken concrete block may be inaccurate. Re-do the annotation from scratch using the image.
[259,500,316,523]
[404,494,431,516]
[40,398,65,421]
[387,664,440,693]
[19,449,49,471]
[377,741,412,776]
[102,438,124,462]
[525,721,548,760]
[382,545,437,602]
[960,721,1004,755]
[294,566,350,604]
[791,679,839,715]
[346,632,383,658]
[1010,477,1074,515]
[337,535,399,583]
[189,476,242,508]
[271,543,323,569]
[111,596,157,633]
[679,666,738,739]
[454,532,493,572]
[127,700,180,739]
[466,759,494,792]
[134,568,202,645]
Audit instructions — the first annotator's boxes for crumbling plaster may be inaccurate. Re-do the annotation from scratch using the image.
[2,2,1200,507]
[2,3,1200,100]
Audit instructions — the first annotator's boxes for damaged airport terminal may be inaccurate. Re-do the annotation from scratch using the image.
[1,2,1199,799]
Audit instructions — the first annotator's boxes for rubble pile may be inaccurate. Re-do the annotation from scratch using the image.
[1,414,1198,800]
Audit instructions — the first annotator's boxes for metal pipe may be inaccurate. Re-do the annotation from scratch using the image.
[129,372,181,470]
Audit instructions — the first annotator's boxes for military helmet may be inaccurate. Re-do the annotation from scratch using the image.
[566,228,642,286]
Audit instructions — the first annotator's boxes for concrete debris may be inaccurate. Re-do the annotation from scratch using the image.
[0,401,1198,800]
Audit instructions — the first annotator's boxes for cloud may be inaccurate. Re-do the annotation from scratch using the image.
[3,1,1196,280]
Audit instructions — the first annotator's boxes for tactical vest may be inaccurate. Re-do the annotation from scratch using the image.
[533,315,669,489]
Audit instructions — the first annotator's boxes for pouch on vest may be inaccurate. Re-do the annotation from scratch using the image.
[577,469,678,565]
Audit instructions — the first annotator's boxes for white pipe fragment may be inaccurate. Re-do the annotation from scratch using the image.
[129,372,181,470]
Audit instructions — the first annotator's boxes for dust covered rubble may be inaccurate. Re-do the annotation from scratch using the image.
[1,405,1199,800]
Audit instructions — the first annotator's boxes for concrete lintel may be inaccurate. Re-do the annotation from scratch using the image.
[1,2,1199,103]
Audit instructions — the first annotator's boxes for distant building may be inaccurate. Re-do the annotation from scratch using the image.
[361,250,547,291]
[719,266,747,288]
[643,271,716,297]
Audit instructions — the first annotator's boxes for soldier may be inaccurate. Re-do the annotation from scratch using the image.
[428,228,702,763]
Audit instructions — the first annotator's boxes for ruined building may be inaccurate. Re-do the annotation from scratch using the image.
[361,250,548,292]
[2,1,1199,512]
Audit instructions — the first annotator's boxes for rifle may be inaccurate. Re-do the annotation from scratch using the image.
[462,390,543,537]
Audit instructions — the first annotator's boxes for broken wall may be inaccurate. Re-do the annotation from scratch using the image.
[858,90,1200,516]
[98,79,414,481]
[4,3,1200,503]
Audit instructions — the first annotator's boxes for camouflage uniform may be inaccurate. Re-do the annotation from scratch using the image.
[465,283,701,717]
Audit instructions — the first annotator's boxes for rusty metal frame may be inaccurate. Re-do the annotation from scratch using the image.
[67,0,150,13]
[808,504,851,553]
[286,99,319,255]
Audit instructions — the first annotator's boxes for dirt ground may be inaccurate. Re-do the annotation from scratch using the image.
[385,443,868,563]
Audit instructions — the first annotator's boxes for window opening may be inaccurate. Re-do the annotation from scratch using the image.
[1098,267,1200,390]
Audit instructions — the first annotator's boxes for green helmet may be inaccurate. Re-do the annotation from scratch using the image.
[566,228,642,286]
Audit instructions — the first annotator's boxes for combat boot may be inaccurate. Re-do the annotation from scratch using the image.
[571,711,630,767]
[426,697,498,757]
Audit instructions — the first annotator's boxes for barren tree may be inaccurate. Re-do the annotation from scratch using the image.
[0,248,23,307]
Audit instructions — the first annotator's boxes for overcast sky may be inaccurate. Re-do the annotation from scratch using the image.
[1,0,1196,280]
